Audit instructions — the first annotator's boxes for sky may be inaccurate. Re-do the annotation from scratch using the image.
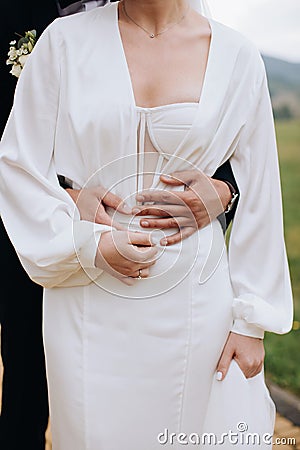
[207,0,300,63]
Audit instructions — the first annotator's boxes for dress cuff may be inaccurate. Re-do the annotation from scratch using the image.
[78,228,103,269]
[231,319,265,339]
[73,221,112,269]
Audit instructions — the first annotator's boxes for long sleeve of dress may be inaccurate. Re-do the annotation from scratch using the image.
[229,65,294,339]
[0,21,112,288]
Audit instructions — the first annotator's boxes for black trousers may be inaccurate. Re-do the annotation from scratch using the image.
[0,220,49,450]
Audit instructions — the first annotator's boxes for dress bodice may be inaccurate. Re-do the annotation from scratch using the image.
[135,103,198,190]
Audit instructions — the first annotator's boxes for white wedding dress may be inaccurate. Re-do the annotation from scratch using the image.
[44,102,275,449]
[0,2,293,449]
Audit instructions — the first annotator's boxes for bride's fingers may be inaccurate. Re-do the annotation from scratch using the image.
[95,209,125,230]
[131,268,150,279]
[247,363,263,379]
[235,357,264,379]
[127,231,155,247]
[124,245,158,265]
[138,259,157,269]
[101,190,131,214]
[119,276,136,286]
[216,346,235,382]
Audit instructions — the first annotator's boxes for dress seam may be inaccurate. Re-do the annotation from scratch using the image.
[177,273,193,433]
[83,286,89,450]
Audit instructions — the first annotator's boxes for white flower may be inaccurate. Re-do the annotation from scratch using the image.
[10,64,22,78]
[18,54,29,68]
[20,44,29,55]
[6,29,37,78]
[8,47,18,60]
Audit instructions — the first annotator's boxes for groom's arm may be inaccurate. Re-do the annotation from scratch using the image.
[56,0,108,16]
[212,160,239,229]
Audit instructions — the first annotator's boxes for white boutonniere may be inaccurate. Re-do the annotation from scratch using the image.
[6,30,37,78]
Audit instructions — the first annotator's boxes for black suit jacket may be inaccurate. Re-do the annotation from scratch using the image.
[0,2,58,137]
[0,2,59,305]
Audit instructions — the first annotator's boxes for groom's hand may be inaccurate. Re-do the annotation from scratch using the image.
[66,185,131,230]
[132,170,231,246]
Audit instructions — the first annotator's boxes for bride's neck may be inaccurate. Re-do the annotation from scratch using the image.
[120,0,189,32]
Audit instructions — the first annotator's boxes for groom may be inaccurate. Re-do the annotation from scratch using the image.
[0,1,238,449]
[0,5,58,450]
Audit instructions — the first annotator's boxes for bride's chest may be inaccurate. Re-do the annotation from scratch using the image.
[121,36,210,108]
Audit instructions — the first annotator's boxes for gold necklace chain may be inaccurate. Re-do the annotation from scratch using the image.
[122,1,190,39]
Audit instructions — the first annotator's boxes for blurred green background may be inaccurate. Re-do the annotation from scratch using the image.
[264,119,300,396]
[227,55,300,396]
[247,55,300,396]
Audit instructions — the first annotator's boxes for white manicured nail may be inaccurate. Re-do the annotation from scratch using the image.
[122,203,131,213]
[216,371,223,381]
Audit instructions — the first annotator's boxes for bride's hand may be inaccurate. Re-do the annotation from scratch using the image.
[66,185,131,230]
[95,230,158,285]
[216,332,265,380]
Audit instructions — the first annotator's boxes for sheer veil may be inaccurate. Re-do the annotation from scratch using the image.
[110,1,212,17]
[188,0,211,17]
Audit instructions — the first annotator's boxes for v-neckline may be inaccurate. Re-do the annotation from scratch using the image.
[114,2,215,113]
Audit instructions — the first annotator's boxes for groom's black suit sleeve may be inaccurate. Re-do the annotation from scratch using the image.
[0,3,57,450]
[213,160,239,229]
[0,2,57,139]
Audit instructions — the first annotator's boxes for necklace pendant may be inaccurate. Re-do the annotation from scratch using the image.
[150,33,155,38]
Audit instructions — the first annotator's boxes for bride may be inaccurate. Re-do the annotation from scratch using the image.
[0,0,293,448]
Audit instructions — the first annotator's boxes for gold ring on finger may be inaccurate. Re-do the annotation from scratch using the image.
[137,269,142,280]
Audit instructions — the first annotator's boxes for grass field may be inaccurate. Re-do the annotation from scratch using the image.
[264,120,300,395]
